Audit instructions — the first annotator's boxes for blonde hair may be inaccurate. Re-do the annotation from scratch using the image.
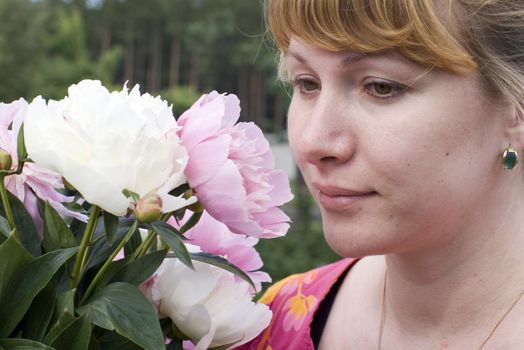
[266,0,524,113]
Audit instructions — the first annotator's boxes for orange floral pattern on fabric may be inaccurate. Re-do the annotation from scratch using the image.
[233,258,355,350]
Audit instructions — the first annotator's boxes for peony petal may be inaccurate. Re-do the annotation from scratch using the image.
[267,169,295,206]
[192,323,215,350]
[22,188,43,235]
[184,134,230,188]
[160,194,196,213]
[178,100,223,150]
[62,163,130,216]
[220,94,241,129]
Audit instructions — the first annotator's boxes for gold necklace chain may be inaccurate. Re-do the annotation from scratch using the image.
[377,270,524,350]
[377,270,387,350]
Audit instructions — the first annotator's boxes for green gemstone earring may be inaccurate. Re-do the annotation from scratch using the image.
[502,146,518,170]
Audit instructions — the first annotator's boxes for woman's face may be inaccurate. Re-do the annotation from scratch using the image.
[286,38,513,257]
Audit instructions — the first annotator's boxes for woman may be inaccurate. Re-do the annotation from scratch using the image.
[236,0,524,349]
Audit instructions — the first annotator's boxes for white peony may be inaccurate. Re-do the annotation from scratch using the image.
[24,79,193,216]
[145,252,272,349]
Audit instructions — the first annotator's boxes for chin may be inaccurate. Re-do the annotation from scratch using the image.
[323,226,381,258]
[321,219,396,258]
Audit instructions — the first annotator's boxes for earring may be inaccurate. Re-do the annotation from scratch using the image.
[502,146,518,170]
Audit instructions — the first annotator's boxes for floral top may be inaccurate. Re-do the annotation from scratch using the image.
[235,258,356,350]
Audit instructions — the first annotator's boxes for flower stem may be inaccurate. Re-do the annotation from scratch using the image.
[71,206,100,288]
[80,219,138,305]
[133,230,157,259]
[132,212,172,260]
[0,175,17,240]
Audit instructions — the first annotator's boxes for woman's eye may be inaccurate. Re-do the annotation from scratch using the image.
[373,82,393,95]
[290,77,320,94]
[301,79,319,92]
[365,80,406,99]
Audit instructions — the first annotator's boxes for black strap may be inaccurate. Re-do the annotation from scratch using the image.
[310,268,350,348]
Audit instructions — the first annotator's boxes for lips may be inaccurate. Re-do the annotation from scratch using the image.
[313,183,377,211]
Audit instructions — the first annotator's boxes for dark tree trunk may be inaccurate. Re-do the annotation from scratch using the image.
[147,20,162,92]
[238,65,250,121]
[168,35,181,87]
[274,91,285,134]
[188,45,201,89]
[135,33,146,88]
[123,14,135,83]
[100,22,112,53]
[259,71,267,130]
[250,70,265,127]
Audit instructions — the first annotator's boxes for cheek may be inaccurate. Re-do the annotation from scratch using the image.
[367,104,497,226]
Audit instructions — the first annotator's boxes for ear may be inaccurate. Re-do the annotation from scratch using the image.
[504,105,524,150]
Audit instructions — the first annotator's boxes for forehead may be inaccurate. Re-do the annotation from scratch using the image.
[284,38,412,69]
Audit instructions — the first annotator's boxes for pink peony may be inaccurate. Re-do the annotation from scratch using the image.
[169,211,271,292]
[0,99,87,233]
[177,91,293,238]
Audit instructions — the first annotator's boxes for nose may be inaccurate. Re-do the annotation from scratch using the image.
[289,91,356,167]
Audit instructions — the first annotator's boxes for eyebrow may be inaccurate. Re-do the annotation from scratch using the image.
[284,50,369,68]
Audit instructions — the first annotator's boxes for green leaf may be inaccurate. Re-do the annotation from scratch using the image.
[103,211,119,245]
[92,258,129,294]
[151,221,193,269]
[48,315,91,350]
[190,252,256,291]
[16,124,27,167]
[0,247,78,337]
[90,244,161,296]
[168,183,189,197]
[61,202,88,216]
[19,282,56,341]
[123,228,142,256]
[0,216,10,239]
[0,192,40,256]
[78,282,164,350]
[149,221,186,241]
[84,223,129,271]
[0,339,54,350]
[43,290,76,345]
[179,211,202,234]
[122,189,139,202]
[69,217,87,241]
[0,235,32,304]
[42,201,77,252]
[96,332,140,350]
[87,335,101,350]
[110,250,167,285]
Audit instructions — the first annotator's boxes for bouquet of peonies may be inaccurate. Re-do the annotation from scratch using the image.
[0,80,293,350]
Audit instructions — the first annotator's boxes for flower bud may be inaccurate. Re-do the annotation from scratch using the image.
[0,149,12,171]
[135,192,162,223]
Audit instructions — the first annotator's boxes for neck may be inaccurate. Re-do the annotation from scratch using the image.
[383,188,524,344]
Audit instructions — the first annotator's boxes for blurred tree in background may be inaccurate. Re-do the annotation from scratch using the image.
[0,0,339,281]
